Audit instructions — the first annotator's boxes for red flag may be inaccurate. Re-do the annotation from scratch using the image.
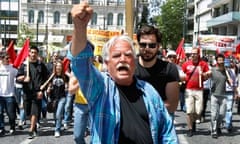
[216,47,220,55]
[6,40,16,64]
[176,38,185,64]
[236,43,240,54]
[13,38,30,68]
[62,57,70,73]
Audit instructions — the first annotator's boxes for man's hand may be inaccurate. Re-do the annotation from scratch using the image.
[37,91,43,100]
[71,1,93,56]
[71,1,93,29]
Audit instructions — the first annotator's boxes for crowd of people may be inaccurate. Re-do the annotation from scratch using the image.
[1,1,240,144]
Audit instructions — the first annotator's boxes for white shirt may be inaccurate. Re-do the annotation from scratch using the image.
[0,64,18,97]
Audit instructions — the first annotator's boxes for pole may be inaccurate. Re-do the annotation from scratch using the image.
[36,19,39,46]
[4,18,6,49]
[125,0,134,39]
[183,0,187,39]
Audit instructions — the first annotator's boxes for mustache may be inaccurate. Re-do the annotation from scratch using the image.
[116,63,130,71]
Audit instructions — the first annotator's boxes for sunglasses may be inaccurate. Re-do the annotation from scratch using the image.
[168,55,176,58]
[139,43,157,49]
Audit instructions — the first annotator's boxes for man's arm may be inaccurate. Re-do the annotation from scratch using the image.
[70,1,93,56]
[165,81,179,113]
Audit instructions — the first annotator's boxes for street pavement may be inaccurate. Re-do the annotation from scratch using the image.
[1,100,240,144]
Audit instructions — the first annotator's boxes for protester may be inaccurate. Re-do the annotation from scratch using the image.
[201,56,211,123]
[16,46,48,139]
[224,58,238,133]
[166,50,186,112]
[68,2,178,143]
[15,80,26,130]
[69,74,89,144]
[210,54,231,138]
[182,47,211,137]
[46,60,69,138]
[0,52,18,136]
[68,53,103,144]
[135,25,180,120]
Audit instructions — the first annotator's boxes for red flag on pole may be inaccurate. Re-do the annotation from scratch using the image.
[176,38,185,64]
[13,38,30,68]
[6,40,16,64]
[236,43,240,54]
[62,57,70,73]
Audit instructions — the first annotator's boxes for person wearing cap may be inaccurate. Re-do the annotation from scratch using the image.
[167,50,186,112]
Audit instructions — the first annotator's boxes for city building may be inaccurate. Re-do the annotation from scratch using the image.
[186,0,240,47]
[0,0,19,48]
[207,0,240,38]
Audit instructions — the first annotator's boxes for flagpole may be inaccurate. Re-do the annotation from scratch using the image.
[26,57,30,79]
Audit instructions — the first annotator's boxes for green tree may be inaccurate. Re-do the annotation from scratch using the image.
[17,23,35,47]
[156,0,185,49]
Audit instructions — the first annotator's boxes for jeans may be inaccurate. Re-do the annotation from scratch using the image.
[64,93,73,124]
[55,97,66,132]
[179,91,185,111]
[210,95,226,133]
[0,96,16,130]
[225,91,234,129]
[74,104,89,144]
[15,87,25,122]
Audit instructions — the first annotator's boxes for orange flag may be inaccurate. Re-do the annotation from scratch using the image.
[6,40,16,64]
[13,38,30,68]
[176,38,186,64]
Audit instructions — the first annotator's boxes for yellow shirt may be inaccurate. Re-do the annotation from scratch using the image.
[74,88,88,104]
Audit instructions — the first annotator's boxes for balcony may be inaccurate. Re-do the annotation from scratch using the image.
[207,12,240,27]
[208,0,231,8]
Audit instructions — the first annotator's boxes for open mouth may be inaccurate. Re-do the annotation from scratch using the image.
[117,63,130,72]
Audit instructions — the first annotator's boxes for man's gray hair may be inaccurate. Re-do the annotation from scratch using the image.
[102,35,136,62]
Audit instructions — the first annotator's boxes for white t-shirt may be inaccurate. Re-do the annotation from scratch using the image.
[0,64,18,97]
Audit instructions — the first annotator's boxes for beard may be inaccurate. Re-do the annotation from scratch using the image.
[139,51,158,62]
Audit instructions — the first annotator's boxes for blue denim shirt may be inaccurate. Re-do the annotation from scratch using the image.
[68,42,178,144]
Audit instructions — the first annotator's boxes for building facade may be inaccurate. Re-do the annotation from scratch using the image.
[19,0,125,47]
[186,0,240,46]
[0,0,19,48]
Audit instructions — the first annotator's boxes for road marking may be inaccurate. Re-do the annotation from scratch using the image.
[175,120,189,144]
[20,138,35,144]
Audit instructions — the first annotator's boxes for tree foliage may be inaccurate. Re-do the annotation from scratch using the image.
[156,0,185,49]
[17,23,35,47]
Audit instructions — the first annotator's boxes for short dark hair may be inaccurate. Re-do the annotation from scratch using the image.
[215,53,225,61]
[137,25,162,44]
[30,46,39,53]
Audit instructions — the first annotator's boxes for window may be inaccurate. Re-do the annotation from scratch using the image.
[107,13,113,25]
[38,10,44,23]
[223,4,229,14]
[67,12,72,24]
[91,12,97,25]
[28,10,34,23]
[54,11,60,24]
[117,13,123,26]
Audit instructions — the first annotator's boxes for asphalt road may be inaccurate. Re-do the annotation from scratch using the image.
[1,100,240,144]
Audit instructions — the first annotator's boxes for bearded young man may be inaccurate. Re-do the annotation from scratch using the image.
[135,25,180,120]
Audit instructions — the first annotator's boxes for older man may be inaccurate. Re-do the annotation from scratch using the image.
[68,1,178,144]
